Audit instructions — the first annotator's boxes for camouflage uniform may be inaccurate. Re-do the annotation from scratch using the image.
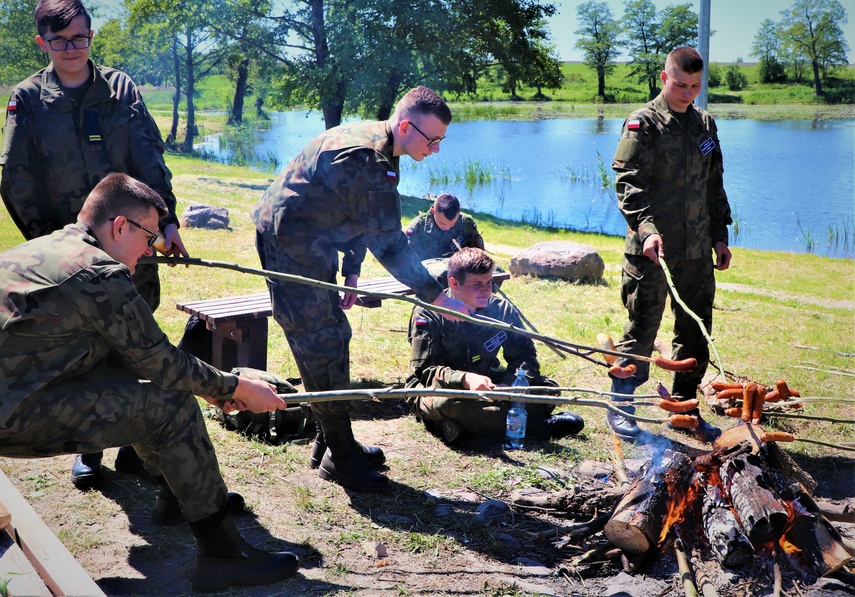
[406,293,554,438]
[612,92,732,397]
[0,60,180,310]
[405,211,484,260]
[252,120,443,421]
[0,223,235,522]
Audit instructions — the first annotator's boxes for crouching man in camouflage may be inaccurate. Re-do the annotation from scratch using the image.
[406,248,584,444]
[0,174,299,592]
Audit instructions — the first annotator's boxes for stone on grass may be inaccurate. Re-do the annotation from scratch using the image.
[181,205,230,229]
[474,499,509,524]
[509,241,604,283]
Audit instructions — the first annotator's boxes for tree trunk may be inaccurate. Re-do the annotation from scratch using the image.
[181,31,197,153]
[604,449,693,555]
[167,37,181,147]
[811,58,823,96]
[597,66,606,98]
[228,55,249,126]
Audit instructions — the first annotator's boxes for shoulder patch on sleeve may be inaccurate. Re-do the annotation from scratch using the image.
[614,137,641,163]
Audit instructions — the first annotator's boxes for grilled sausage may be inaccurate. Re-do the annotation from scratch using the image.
[669,414,699,429]
[653,356,697,372]
[609,363,637,379]
[742,383,757,423]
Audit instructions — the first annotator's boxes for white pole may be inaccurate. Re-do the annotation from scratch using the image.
[698,0,711,109]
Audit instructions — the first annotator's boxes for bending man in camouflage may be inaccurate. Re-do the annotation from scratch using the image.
[608,47,733,444]
[407,248,584,444]
[0,174,298,592]
[253,86,468,494]
[0,0,191,487]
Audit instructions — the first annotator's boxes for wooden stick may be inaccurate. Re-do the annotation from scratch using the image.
[794,344,855,358]
[494,285,566,360]
[674,537,700,597]
[793,438,855,452]
[610,433,630,485]
[793,365,855,378]
[270,386,670,423]
[659,260,726,380]
[762,411,855,424]
[141,255,686,372]
[690,542,719,597]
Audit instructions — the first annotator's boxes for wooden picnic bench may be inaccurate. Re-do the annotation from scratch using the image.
[176,272,510,372]
[0,468,107,597]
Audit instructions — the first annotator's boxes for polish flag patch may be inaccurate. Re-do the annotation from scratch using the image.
[7,98,16,112]
[387,170,397,181]
[414,316,429,327]
[627,119,640,130]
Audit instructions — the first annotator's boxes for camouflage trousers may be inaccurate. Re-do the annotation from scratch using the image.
[0,360,227,522]
[257,233,353,423]
[131,261,160,312]
[614,254,715,398]
[411,374,556,439]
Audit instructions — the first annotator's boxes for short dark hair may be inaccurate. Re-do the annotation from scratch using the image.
[448,248,494,285]
[78,173,167,227]
[396,86,452,126]
[34,0,90,36]
[433,193,460,220]
[666,46,704,75]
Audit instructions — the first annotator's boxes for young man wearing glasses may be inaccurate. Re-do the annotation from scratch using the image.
[253,86,468,494]
[0,173,300,592]
[0,0,191,489]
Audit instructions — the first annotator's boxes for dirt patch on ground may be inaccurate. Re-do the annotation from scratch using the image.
[2,398,853,597]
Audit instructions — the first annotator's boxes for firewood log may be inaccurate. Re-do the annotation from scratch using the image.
[604,450,693,555]
[509,485,628,517]
[720,452,789,544]
[701,484,754,568]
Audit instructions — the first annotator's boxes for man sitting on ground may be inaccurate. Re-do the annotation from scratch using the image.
[405,193,485,261]
[0,173,299,592]
[406,248,584,444]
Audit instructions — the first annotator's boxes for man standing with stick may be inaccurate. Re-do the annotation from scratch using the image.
[607,46,733,443]
[252,86,467,493]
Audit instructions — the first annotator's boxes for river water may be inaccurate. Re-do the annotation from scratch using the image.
[196,111,855,258]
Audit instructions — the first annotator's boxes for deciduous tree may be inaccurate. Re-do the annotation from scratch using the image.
[575,0,622,100]
[779,0,849,96]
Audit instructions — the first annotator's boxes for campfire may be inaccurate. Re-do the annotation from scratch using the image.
[511,401,854,595]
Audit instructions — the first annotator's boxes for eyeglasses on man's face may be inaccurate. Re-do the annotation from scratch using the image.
[408,121,445,148]
[110,217,159,248]
[44,34,91,51]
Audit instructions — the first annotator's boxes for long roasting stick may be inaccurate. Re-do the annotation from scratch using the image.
[659,259,726,379]
[143,256,693,373]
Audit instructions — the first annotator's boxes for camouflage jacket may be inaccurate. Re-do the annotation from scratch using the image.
[405,211,485,260]
[612,93,732,260]
[0,223,236,426]
[0,61,178,240]
[251,120,442,303]
[407,292,539,389]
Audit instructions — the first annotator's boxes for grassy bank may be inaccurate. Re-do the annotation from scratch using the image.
[0,153,852,594]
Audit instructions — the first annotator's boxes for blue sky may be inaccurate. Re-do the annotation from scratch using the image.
[548,0,855,63]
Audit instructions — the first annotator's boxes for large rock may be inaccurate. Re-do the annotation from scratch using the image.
[510,241,604,283]
[181,205,230,229]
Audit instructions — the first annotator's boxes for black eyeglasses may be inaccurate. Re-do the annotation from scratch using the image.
[44,34,91,51]
[110,217,159,248]
[408,121,445,148]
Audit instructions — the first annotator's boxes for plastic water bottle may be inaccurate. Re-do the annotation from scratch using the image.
[505,367,529,450]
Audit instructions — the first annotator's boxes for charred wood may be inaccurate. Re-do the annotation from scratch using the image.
[702,483,755,568]
[720,453,789,544]
[509,485,628,517]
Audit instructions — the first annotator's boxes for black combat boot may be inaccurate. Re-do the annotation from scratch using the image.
[544,412,585,438]
[188,507,299,592]
[71,452,104,490]
[317,416,390,493]
[152,478,247,526]
[114,445,156,482]
[309,428,386,469]
[605,377,641,441]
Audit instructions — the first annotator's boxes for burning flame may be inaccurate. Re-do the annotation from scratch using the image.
[778,500,803,556]
[657,472,700,545]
